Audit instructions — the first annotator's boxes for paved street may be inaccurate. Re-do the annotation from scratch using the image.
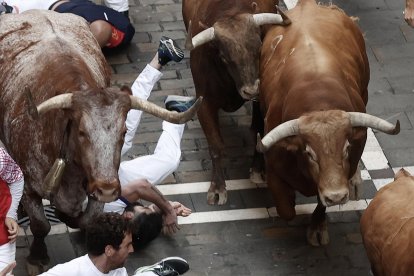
[8,0,414,275]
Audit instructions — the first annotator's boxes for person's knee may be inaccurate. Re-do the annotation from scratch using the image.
[89,20,112,48]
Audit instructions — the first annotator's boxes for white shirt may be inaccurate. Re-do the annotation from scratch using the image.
[3,0,56,13]
[104,0,129,12]
[39,254,128,276]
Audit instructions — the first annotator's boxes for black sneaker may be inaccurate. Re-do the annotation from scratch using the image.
[133,256,189,276]
[158,36,184,65]
[165,95,196,113]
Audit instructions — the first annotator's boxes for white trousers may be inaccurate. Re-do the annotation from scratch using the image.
[0,242,15,275]
[119,64,185,186]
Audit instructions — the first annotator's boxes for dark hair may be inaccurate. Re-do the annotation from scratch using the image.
[126,202,162,250]
[86,212,131,256]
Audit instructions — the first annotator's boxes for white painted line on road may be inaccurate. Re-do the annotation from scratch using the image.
[361,129,390,170]
[178,199,371,224]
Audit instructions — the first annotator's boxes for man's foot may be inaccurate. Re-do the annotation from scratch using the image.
[165,95,196,113]
[133,256,189,276]
[158,36,184,65]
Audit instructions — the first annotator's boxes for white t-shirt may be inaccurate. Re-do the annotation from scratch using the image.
[3,0,56,13]
[104,0,129,12]
[39,254,128,276]
[104,199,127,214]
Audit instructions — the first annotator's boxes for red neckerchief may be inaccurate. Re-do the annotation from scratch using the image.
[0,179,11,245]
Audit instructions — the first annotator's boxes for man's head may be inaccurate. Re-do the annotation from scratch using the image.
[86,212,134,270]
[124,202,162,250]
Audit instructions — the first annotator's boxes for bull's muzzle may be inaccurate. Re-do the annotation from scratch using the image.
[320,188,349,207]
[89,179,120,203]
[240,79,260,100]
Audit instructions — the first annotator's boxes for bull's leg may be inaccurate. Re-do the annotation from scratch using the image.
[267,172,296,220]
[78,197,104,229]
[250,101,265,184]
[21,192,52,275]
[349,164,363,200]
[198,102,227,205]
[307,198,329,246]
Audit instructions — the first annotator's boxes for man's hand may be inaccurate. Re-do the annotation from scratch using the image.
[5,217,18,243]
[162,211,180,236]
[405,0,414,27]
[171,201,192,217]
[0,261,16,276]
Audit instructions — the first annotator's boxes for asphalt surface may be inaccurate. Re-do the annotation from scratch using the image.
[8,0,414,275]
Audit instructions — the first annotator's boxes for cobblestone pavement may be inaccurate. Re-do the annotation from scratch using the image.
[9,0,414,275]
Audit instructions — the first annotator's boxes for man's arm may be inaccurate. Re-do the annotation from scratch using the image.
[405,0,414,27]
[121,179,179,235]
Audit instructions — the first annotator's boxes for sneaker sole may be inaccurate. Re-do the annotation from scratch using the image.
[165,95,195,103]
[160,39,184,61]
[160,256,189,275]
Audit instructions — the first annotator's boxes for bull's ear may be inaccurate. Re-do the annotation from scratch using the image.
[198,21,209,30]
[279,136,300,152]
[251,2,259,12]
[120,85,132,96]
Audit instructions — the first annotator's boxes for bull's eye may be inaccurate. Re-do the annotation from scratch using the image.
[343,140,351,159]
[305,145,317,162]
[79,130,87,140]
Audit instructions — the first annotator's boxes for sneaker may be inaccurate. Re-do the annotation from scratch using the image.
[133,256,189,276]
[158,36,184,65]
[165,95,196,113]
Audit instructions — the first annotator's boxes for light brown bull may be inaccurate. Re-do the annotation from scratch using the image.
[256,0,399,246]
[361,168,414,276]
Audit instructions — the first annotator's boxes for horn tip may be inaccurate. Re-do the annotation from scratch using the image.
[256,133,266,152]
[393,120,400,135]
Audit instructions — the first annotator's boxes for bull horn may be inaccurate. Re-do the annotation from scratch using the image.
[252,13,286,26]
[130,96,203,124]
[256,118,300,152]
[188,25,215,50]
[348,112,400,135]
[37,93,73,116]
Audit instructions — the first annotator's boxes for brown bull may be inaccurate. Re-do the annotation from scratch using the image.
[256,0,399,246]
[182,0,290,205]
[0,10,200,274]
[360,168,414,276]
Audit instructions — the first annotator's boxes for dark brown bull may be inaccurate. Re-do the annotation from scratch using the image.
[256,0,399,245]
[182,0,290,205]
[361,168,414,276]
[0,10,200,274]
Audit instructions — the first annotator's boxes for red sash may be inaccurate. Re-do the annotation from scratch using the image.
[0,179,11,245]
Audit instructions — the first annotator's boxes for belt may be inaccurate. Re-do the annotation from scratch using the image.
[48,0,69,11]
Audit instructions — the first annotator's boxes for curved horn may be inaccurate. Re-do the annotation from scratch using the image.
[348,112,400,135]
[252,13,284,26]
[37,93,73,116]
[130,96,203,124]
[256,119,300,152]
[189,26,215,50]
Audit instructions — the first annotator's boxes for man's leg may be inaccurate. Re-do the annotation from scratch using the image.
[119,95,195,185]
[122,37,185,156]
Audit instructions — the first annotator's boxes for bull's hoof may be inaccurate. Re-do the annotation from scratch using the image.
[206,190,228,205]
[26,260,50,276]
[306,221,329,246]
[249,169,266,184]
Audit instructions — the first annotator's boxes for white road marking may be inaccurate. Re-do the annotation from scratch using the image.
[19,127,405,236]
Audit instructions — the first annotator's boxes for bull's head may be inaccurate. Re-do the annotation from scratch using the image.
[257,110,400,207]
[32,89,202,203]
[185,8,290,100]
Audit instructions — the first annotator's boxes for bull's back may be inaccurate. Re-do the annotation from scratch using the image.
[0,10,110,169]
[260,0,369,112]
[183,0,277,31]
[361,176,414,275]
